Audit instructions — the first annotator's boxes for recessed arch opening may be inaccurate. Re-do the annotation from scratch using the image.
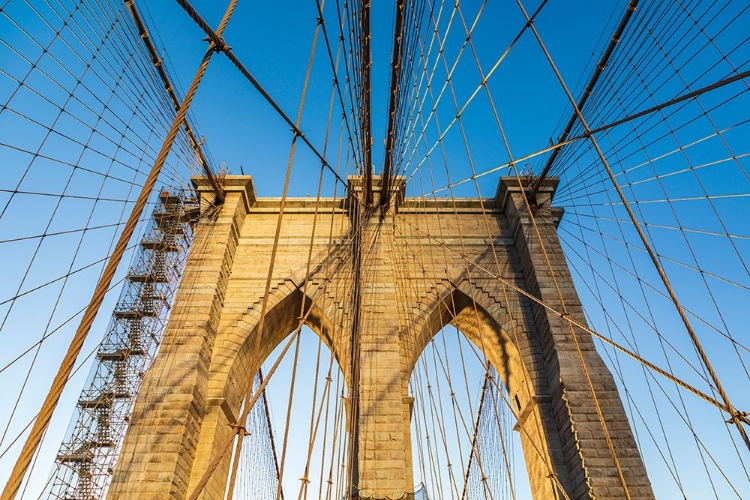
[406,287,555,499]
[198,286,353,499]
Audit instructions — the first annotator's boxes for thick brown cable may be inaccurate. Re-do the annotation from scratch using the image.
[0,0,240,496]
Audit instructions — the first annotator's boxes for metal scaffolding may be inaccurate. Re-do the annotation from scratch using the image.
[48,189,197,500]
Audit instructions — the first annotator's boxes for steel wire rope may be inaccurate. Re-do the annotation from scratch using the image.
[196,203,365,497]
[172,0,351,191]
[399,41,568,496]
[0,4,185,213]
[229,136,346,498]
[391,211,746,428]
[0,56,169,445]
[399,135,462,499]
[0,0,241,492]
[386,64,486,497]
[296,342,337,500]
[314,0,365,173]
[1,319,131,498]
[0,274,131,462]
[563,243,690,494]
[536,4,748,193]
[423,347,462,497]
[44,187,204,498]
[556,220,719,384]
[419,0,637,493]
[555,85,749,197]
[334,0,367,170]
[606,10,750,376]
[267,12,343,500]
[458,370,490,500]
[0,109,154,451]
[412,363,445,497]
[33,187,201,499]
[402,67,478,500]
[576,1,745,149]
[591,106,750,375]
[433,317,580,500]
[546,0,692,172]
[549,6,750,192]
[513,0,750,453]
[399,0,549,187]
[122,0,220,194]
[391,147,481,497]
[394,1,716,488]
[20,0,202,182]
[552,9,750,338]
[398,33,566,494]
[394,0,450,181]
[296,30,351,500]
[484,371,517,500]
[78,0,209,175]
[560,226,743,493]
[431,329,497,500]
[183,48,382,500]
[397,0,472,179]
[0,6,200,336]
[560,47,742,192]
[0,5,197,199]
[556,218,750,367]
[327,371,346,500]
[592,115,750,474]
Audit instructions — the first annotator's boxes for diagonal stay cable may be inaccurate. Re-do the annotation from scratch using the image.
[173,0,349,187]
[514,0,750,453]
[530,0,639,197]
[124,0,223,202]
[0,1,242,497]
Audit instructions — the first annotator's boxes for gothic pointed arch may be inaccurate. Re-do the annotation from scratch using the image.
[185,280,346,498]
[405,280,571,499]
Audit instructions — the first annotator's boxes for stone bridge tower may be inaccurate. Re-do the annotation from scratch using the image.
[108,175,654,500]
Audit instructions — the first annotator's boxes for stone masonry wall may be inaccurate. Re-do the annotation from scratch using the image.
[109,176,653,500]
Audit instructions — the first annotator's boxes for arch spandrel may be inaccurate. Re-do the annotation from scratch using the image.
[209,282,346,418]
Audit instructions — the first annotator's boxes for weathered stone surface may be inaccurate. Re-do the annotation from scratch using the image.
[109,176,653,500]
